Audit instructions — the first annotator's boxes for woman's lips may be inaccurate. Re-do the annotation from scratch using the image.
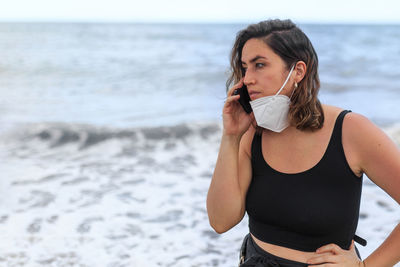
[249,91,261,100]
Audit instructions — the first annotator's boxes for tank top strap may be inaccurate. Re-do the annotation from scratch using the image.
[323,109,352,160]
[331,110,352,141]
[251,131,263,163]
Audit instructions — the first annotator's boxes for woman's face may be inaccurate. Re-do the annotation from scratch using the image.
[241,38,294,101]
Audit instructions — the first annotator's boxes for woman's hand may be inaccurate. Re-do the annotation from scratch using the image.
[307,241,364,266]
[222,79,254,137]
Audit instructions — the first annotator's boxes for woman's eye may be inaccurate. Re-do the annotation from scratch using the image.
[255,63,264,68]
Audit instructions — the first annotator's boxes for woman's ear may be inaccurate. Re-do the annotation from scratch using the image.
[294,61,307,83]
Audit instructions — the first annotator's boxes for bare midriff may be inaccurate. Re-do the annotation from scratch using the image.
[251,234,318,263]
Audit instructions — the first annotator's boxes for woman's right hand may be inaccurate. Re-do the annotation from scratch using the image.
[222,79,254,137]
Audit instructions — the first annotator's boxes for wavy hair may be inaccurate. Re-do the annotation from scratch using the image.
[227,19,324,131]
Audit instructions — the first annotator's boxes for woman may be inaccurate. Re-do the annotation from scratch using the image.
[206,19,400,266]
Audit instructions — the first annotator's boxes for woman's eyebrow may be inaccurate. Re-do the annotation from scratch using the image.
[241,55,267,65]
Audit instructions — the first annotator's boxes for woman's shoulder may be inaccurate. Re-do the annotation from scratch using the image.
[322,104,380,144]
[336,109,400,201]
[327,105,390,155]
[322,104,370,127]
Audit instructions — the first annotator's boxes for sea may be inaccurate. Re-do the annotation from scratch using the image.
[0,22,399,267]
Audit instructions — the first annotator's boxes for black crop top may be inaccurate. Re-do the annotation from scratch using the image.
[245,110,366,252]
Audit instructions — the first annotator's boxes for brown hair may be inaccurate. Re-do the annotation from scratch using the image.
[227,19,324,131]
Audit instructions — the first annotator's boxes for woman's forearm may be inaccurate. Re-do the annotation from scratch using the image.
[207,133,245,233]
[363,223,400,267]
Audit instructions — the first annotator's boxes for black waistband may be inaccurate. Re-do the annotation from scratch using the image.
[239,233,363,267]
[239,234,308,267]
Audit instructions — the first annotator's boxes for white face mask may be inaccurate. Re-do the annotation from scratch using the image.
[249,64,296,133]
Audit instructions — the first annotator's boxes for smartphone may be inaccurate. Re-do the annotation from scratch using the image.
[233,85,252,114]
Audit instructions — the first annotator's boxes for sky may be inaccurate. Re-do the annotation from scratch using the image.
[0,0,399,24]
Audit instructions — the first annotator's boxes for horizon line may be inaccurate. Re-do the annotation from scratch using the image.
[0,19,400,26]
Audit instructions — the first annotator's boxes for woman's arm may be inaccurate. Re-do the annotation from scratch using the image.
[206,79,254,233]
[347,113,400,267]
[309,113,400,267]
[206,129,253,233]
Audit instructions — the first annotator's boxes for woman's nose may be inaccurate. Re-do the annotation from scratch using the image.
[243,70,255,85]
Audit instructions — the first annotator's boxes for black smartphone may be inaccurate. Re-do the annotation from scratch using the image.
[233,85,252,114]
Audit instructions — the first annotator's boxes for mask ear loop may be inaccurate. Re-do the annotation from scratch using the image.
[275,64,296,96]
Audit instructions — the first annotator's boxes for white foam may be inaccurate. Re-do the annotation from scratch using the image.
[0,121,399,266]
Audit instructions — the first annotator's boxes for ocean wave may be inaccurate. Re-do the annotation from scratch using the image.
[0,120,399,266]
[0,120,227,267]
[2,120,399,152]
[1,121,222,152]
